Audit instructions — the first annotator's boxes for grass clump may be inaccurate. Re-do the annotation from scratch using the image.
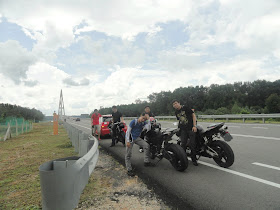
[0,122,76,209]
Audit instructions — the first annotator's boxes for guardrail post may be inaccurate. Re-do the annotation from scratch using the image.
[243,118,245,123]
[262,118,265,123]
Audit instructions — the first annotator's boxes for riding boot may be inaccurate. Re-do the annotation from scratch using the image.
[191,155,198,166]
[110,138,115,147]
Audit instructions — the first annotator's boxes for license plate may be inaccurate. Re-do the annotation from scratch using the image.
[222,133,233,142]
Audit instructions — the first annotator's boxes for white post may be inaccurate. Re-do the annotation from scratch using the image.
[22,119,24,133]
[4,123,11,141]
[16,119,18,136]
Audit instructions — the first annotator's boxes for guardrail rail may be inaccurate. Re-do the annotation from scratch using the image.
[39,121,99,210]
[124,113,280,123]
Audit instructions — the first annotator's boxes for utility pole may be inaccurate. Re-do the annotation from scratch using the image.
[58,89,65,120]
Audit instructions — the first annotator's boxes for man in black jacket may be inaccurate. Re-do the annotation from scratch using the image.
[110,106,124,147]
[172,99,198,166]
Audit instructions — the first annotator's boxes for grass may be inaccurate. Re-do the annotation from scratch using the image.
[0,122,76,209]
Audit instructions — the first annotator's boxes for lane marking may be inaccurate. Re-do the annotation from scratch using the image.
[252,127,268,129]
[252,162,280,171]
[232,134,280,141]
[228,126,240,128]
[189,158,280,189]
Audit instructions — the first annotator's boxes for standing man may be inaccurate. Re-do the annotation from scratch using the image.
[110,106,124,147]
[172,100,198,166]
[125,113,155,177]
[144,105,155,117]
[91,109,102,140]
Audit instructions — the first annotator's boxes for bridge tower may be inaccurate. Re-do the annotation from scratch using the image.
[58,89,65,119]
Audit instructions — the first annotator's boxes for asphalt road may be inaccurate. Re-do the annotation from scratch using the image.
[68,118,280,209]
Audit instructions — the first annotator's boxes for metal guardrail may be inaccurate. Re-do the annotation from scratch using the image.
[197,114,280,123]
[39,121,99,210]
[125,114,280,123]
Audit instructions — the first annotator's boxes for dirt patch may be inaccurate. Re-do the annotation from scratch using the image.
[77,148,170,210]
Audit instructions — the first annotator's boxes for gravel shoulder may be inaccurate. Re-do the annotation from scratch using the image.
[76,147,170,210]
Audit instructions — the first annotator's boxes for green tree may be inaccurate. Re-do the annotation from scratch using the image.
[231,102,242,114]
[265,94,280,113]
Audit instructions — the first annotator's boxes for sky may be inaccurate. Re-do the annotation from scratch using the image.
[0,0,280,116]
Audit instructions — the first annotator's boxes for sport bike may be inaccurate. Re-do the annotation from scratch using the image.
[109,122,126,146]
[143,120,188,172]
[178,122,234,168]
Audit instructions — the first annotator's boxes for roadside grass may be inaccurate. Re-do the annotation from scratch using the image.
[0,122,76,209]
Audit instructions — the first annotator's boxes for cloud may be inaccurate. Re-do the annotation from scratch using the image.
[158,48,201,71]
[0,40,37,83]
[23,80,38,87]
[63,77,90,86]
[0,0,194,55]
[1,0,280,116]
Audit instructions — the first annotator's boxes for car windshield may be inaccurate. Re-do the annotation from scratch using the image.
[103,117,112,122]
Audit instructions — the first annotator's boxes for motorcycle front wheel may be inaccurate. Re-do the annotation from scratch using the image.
[210,140,234,168]
[120,131,126,146]
[166,144,188,172]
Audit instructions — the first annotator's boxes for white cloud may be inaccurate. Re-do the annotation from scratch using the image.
[0,40,37,83]
[158,48,201,71]
[63,77,90,86]
[1,0,280,116]
[0,0,194,54]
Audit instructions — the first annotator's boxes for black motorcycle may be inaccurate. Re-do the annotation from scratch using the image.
[178,122,234,168]
[143,121,188,172]
[109,122,126,146]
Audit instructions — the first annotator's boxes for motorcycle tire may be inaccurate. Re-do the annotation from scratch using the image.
[210,140,234,168]
[166,144,188,172]
[120,131,126,147]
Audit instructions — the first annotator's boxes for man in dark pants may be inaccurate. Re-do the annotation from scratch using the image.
[172,99,198,166]
[110,105,124,147]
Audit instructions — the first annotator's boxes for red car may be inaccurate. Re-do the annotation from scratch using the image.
[99,115,127,137]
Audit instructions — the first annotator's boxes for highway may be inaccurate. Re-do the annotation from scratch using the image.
[68,118,280,209]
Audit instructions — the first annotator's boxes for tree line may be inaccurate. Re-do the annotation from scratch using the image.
[98,80,280,117]
[0,103,45,122]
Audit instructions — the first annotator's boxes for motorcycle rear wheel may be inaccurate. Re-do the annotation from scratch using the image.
[210,140,234,168]
[166,144,188,172]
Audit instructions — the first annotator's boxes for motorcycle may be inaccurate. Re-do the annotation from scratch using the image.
[143,120,188,172]
[177,122,234,168]
[109,122,126,146]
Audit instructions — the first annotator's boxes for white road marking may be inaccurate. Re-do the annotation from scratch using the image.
[252,127,268,129]
[228,126,240,128]
[232,134,280,141]
[188,158,280,189]
[252,162,280,171]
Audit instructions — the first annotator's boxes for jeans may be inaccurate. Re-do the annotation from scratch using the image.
[125,137,150,171]
[181,129,197,161]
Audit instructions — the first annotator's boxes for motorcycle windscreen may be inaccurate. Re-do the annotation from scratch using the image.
[222,133,233,142]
